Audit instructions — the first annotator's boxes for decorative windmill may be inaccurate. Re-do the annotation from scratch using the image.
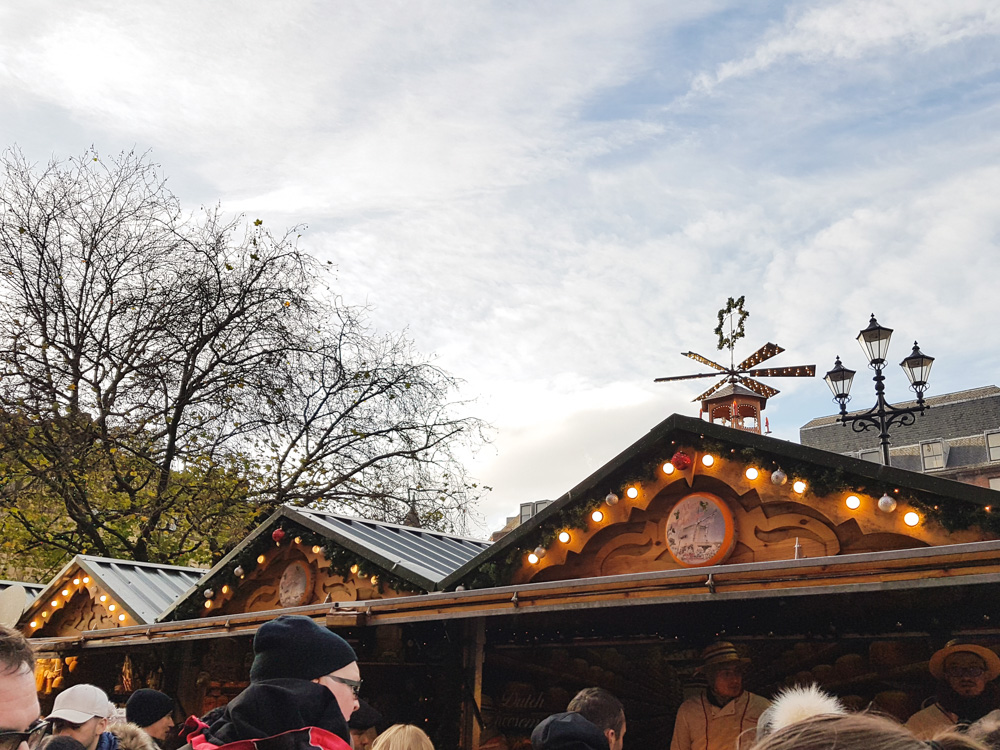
[654,297,816,433]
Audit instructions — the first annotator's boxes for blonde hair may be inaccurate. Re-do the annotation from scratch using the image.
[751,713,988,750]
[371,724,434,750]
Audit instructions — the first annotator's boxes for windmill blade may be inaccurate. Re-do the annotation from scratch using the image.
[743,365,816,378]
[654,372,723,383]
[737,342,785,371]
[682,351,728,372]
[737,376,780,399]
[693,379,729,401]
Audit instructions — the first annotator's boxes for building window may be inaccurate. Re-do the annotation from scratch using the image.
[859,449,881,463]
[921,441,946,471]
[990,477,1000,491]
[988,432,1000,462]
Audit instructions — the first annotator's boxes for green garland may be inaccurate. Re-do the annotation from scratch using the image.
[169,520,425,620]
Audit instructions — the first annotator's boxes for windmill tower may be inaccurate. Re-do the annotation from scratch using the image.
[655,298,816,434]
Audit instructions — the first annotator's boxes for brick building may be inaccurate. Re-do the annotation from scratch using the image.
[800,385,1000,490]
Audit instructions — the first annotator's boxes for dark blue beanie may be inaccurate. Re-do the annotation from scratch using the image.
[125,689,174,727]
[249,615,357,682]
[531,712,608,750]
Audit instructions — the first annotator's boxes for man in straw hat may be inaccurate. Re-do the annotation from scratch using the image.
[670,641,770,750]
[906,640,1000,738]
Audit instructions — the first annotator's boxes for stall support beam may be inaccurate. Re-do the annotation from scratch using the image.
[460,618,486,750]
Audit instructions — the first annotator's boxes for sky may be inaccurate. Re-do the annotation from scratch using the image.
[2,1,999,537]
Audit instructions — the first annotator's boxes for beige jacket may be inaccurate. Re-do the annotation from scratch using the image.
[109,723,159,750]
[670,692,771,750]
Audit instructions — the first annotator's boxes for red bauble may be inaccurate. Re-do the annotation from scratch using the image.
[271,528,286,543]
[670,451,692,470]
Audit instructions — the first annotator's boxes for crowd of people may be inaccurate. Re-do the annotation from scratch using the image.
[5,620,1000,750]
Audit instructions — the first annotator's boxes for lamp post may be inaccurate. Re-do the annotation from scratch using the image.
[824,314,935,466]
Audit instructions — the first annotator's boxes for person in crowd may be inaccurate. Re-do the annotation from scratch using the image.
[348,700,382,750]
[752,712,989,750]
[44,738,88,750]
[48,684,156,750]
[0,625,45,750]
[670,641,770,750]
[370,724,433,750]
[969,711,1000,749]
[530,712,608,750]
[125,690,174,747]
[181,615,356,750]
[906,641,1000,737]
[754,684,846,741]
[566,688,626,750]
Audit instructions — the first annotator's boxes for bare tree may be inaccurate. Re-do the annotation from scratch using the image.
[0,148,487,571]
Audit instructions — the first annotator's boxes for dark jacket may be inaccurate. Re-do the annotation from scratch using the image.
[183,680,351,750]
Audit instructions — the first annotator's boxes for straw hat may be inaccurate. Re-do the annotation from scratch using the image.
[695,641,752,674]
[929,641,1000,681]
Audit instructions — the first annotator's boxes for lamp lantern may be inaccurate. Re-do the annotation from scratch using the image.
[857,314,893,365]
[824,356,855,404]
[900,342,934,393]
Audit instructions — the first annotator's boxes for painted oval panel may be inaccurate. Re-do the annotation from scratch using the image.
[665,492,737,567]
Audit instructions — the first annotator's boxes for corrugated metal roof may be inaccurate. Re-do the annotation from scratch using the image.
[76,556,204,624]
[158,506,493,621]
[292,508,491,585]
[22,555,203,627]
[0,580,44,598]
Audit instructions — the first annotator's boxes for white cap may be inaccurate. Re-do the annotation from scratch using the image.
[48,684,114,724]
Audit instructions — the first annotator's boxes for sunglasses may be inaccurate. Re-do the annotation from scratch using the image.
[325,675,363,697]
[0,720,49,750]
[945,667,986,678]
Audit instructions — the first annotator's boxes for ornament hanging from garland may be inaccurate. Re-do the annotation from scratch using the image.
[671,451,692,471]
[271,528,286,544]
[771,468,787,485]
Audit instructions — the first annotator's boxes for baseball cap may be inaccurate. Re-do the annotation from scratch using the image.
[48,684,114,724]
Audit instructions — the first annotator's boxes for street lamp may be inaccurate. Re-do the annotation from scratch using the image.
[824,314,935,466]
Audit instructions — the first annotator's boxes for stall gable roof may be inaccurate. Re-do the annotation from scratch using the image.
[21,555,203,627]
[158,505,491,620]
[0,580,44,598]
[439,412,1000,590]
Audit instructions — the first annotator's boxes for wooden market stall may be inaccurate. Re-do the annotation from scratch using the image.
[25,414,1000,749]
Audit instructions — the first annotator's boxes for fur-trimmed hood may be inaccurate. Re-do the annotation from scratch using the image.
[110,722,159,750]
[756,684,847,740]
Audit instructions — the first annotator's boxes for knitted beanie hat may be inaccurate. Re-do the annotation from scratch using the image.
[125,689,174,727]
[530,712,608,750]
[249,615,357,682]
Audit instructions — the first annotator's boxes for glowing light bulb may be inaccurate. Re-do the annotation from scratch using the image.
[294,536,302,544]
[29,621,37,628]
[846,495,861,510]
[370,575,378,585]
[904,512,920,527]
[99,595,107,602]
[108,604,116,612]
[591,510,604,523]
[626,487,639,499]
[221,585,229,594]
[793,480,807,494]
[558,531,571,544]
[41,612,47,618]
[527,553,540,565]
[702,454,715,467]
[312,545,322,554]
[72,578,80,585]
[51,600,58,608]
[118,614,126,621]
[204,600,212,609]
[745,468,759,480]
[82,577,90,584]
[662,462,675,475]
[61,589,69,597]
[350,564,359,574]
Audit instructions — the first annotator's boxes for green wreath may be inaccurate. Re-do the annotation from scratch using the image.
[715,296,749,352]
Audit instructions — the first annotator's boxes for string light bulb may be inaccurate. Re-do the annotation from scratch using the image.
[793,480,807,494]
[29,620,37,628]
[904,511,920,527]
[312,545,322,554]
[745,468,759,480]
[99,595,107,602]
[108,604,116,612]
[591,510,604,523]
[118,614,126,621]
[350,564,359,574]
[846,495,861,510]
[527,553,540,565]
[72,578,80,585]
[257,554,265,564]
[662,462,675,475]
[702,454,715,467]
[558,531,571,544]
[82,577,89,583]
[626,487,639,499]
